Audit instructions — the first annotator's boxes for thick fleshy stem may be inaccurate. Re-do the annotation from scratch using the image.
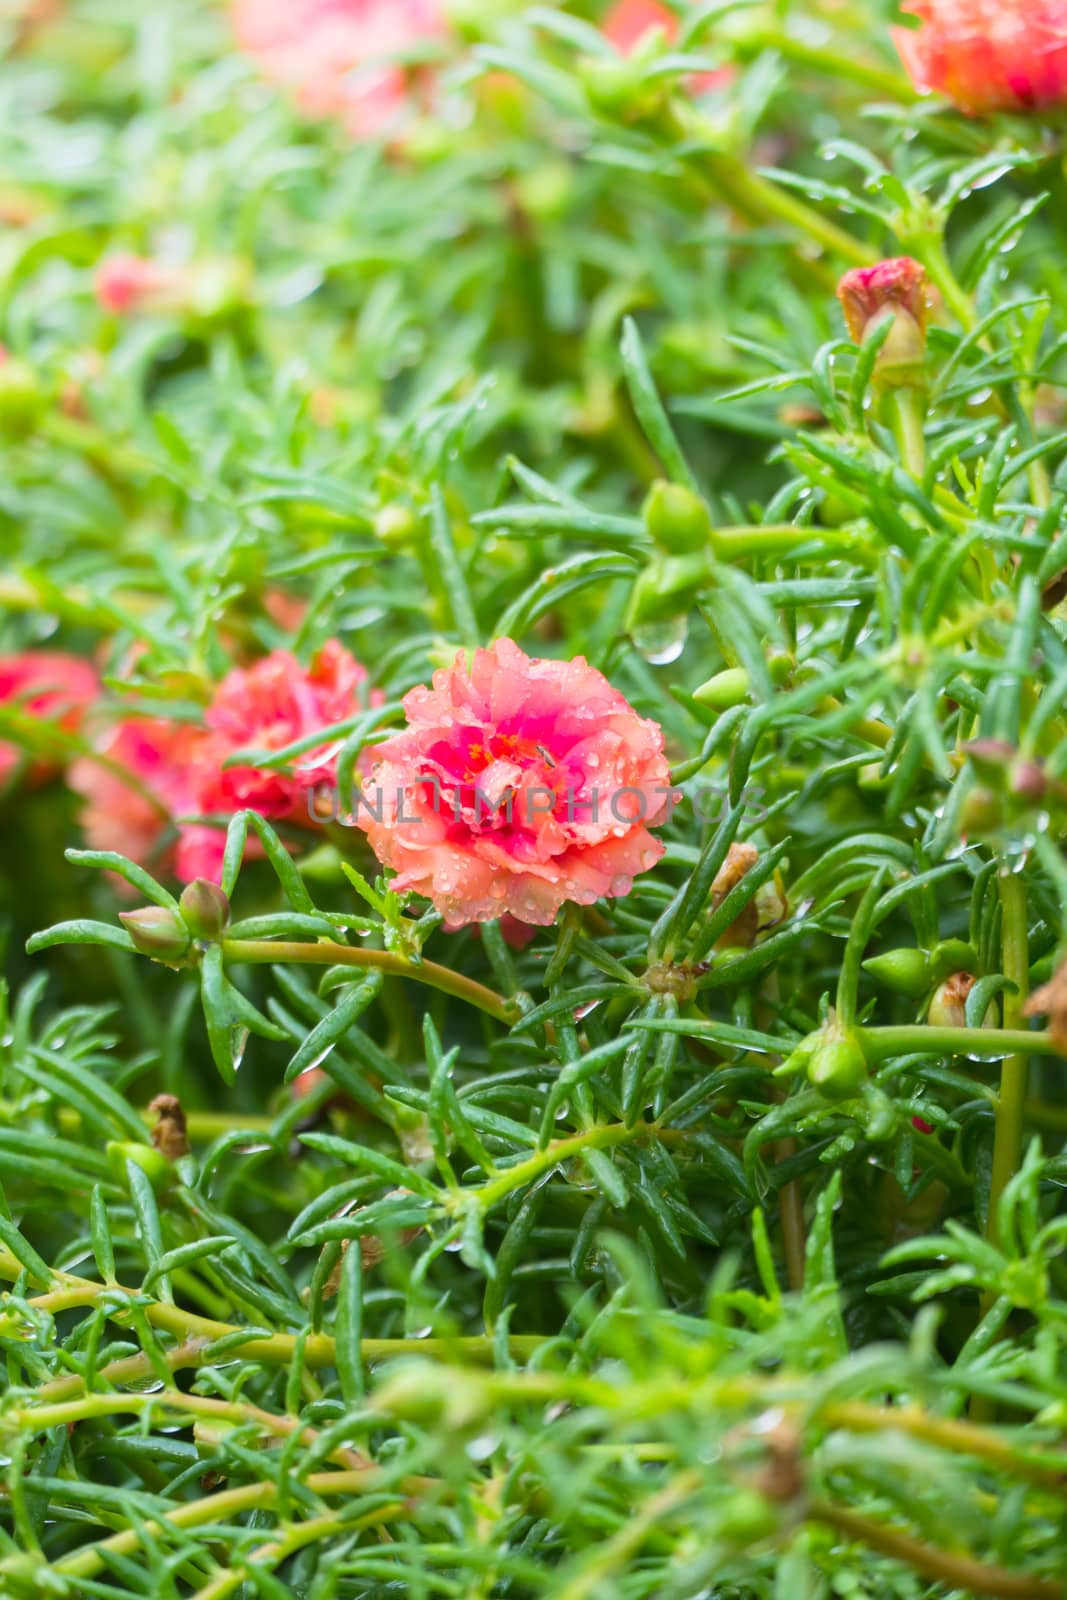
[220,937,521,1025]
[984,872,1032,1311]
[808,1501,1059,1600]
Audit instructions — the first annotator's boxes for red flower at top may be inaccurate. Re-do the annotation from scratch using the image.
[357,638,672,928]
[231,0,446,138]
[893,0,1067,114]
[0,652,98,789]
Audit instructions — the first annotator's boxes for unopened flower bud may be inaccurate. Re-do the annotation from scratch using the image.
[106,1140,175,1195]
[862,947,931,997]
[836,258,930,389]
[964,738,1016,781]
[959,784,1004,838]
[118,906,191,964]
[179,879,231,941]
[928,971,996,1030]
[643,480,712,554]
[1009,759,1047,803]
[807,1027,868,1100]
[624,550,714,629]
[374,502,420,548]
[0,349,44,434]
[579,55,668,121]
[693,667,750,711]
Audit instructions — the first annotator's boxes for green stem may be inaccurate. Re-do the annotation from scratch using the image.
[220,938,520,1025]
[710,525,871,560]
[987,872,1031,1244]
[699,148,874,280]
[0,1247,546,1385]
[733,29,919,101]
[857,1024,1055,1062]
[808,1502,1059,1600]
[34,1471,395,1585]
[881,385,927,480]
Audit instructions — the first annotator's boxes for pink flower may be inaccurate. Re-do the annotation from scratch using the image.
[72,641,374,883]
[0,652,98,788]
[893,1,1067,114]
[94,254,183,315]
[603,0,729,94]
[231,0,446,138]
[357,638,671,929]
[69,717,220,881]
[193,640,369,818]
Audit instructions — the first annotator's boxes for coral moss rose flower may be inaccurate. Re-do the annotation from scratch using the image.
[192,641,370,818]
[893,1,1067,115]
[69,718,213,881]
[0,652,98,787]
[357,638,672,928]
[72,642,373,882]
[231,0,446,138]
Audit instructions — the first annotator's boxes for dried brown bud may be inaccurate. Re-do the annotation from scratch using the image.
[1025,962,1067,1054]
[149,1094,190,1162]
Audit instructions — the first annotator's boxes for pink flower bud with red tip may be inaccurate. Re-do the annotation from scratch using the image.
[837,257,931,389]
[893,1,1067,117]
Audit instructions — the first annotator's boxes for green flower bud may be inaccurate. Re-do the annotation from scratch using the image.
[718,1488,777,1543]
[928,939,980,985]
[624,550,714,630]
[964,739,1016,783]
[693,667,750,711]
[106,1140,174,1195]
[579,57,667,122]
[513,161,574,222]
[862,947,930,997]
[642,480,712,554]
[374,502,420,548]
[806,1020,868,1101]
[959,784,1004,838]
[118,906,191,964]
[374,1363,488,1429]
[179,879,231,941]
[0,354,44,434]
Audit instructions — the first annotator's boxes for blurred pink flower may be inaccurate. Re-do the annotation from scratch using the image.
[94,254,182,315]
[358,638,671,928]
[602,0,729,94]
[893,1,1067,114]
[0,652,98,788]
[231,0,446,138]
[72,641,374,882]
[193,640,370,818]
[68,717,218,880]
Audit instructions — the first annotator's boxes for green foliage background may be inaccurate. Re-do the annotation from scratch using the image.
[2,1,1067,1596]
